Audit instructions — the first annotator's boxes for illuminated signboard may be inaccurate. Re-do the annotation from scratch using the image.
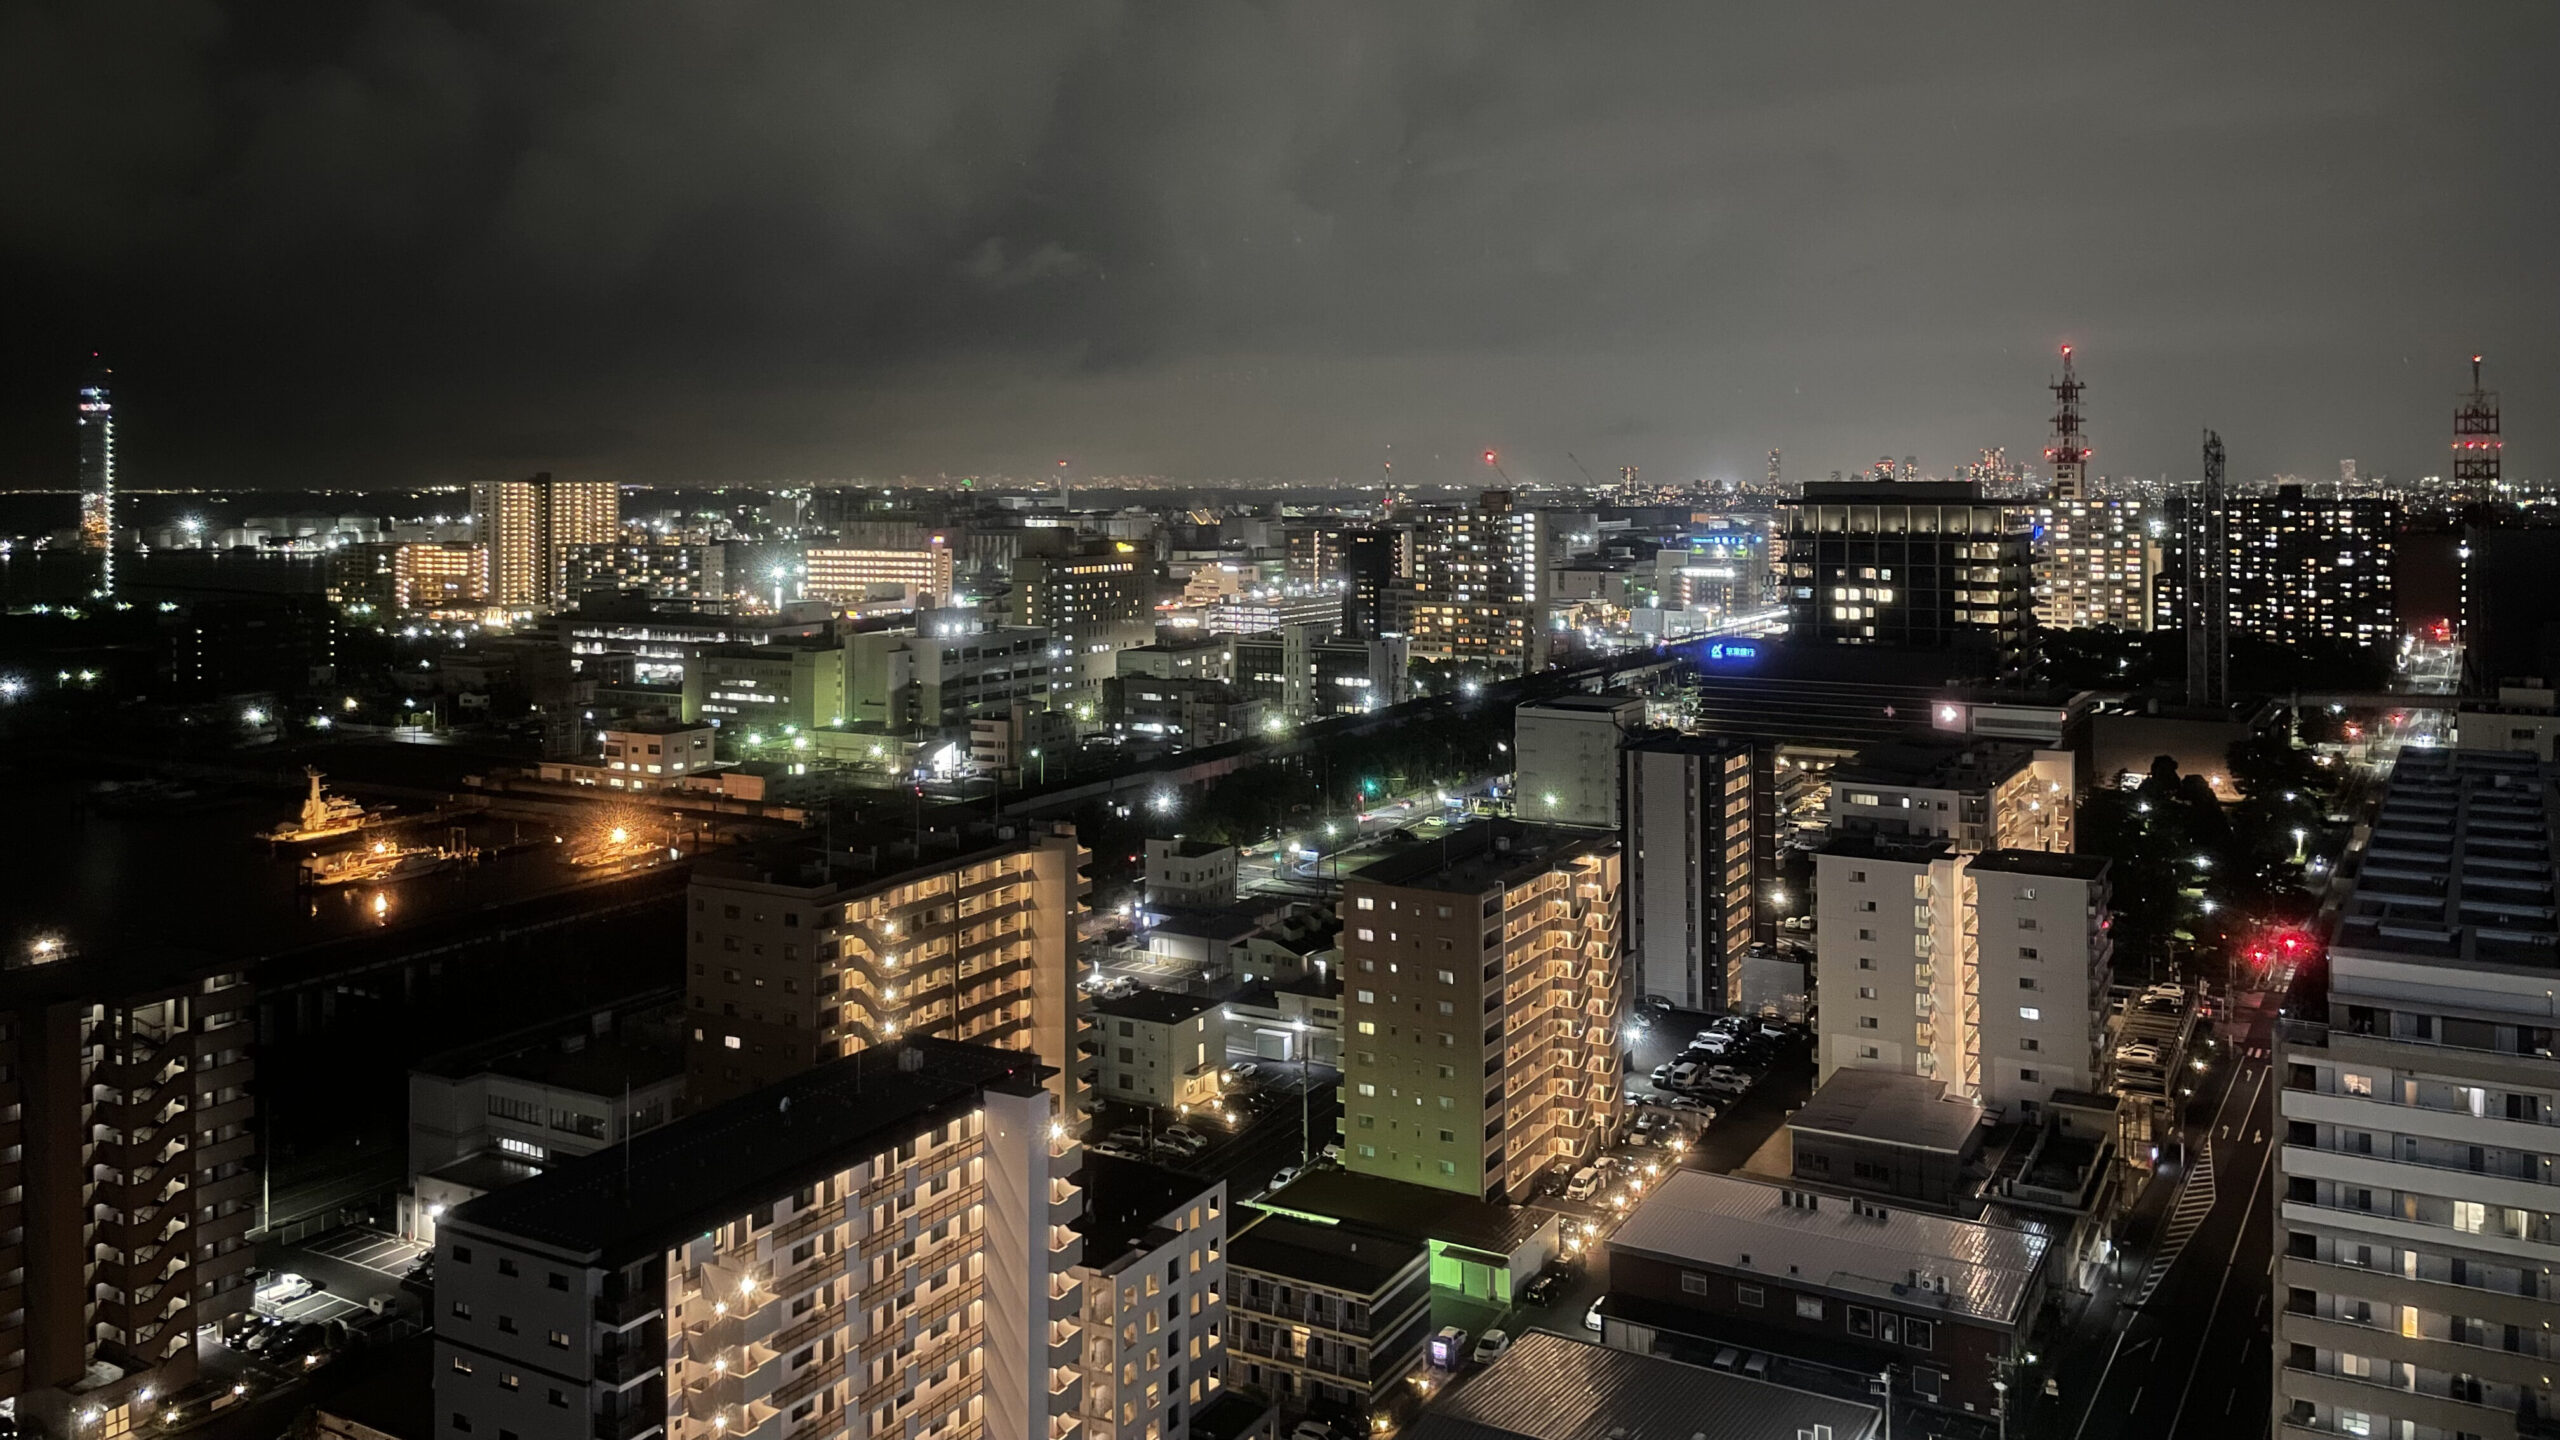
[1704,641,1758,663]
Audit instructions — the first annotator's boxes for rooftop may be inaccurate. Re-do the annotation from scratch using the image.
[1969,848,2111,881]
[1609,1171,2048,1328]
[2333,748,2560,972]
[1516,693,1643,716]
[1079,1154,1218,1269]
[1090,987,1222,1026]
[1256,1168,1552,1259]
[1405,1331,1879,1440]
[446,1039,1049,1262]
[1225,1214,1424,1297]
[1788,1070,1986,1155]
[689,825,1061,897]
[603,719,713,736]
[413,990,684,1092]
[1351,820,1616,896]
[1831,739,2035,794]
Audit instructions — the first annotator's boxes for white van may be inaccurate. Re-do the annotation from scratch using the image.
[1565,1166,1602,1201]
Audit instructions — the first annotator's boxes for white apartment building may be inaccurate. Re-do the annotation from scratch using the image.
[1815,834,1971,1090]
[1816,842,2110,1114]
[2273,748,2560,1440]
[1825,740,2076,854]
[1966,850,2113,1114]
[1143,839,1237,911]
[1071,1160,1247,1440]
[847,622,1073,737]
[433,1040,1086,1440]
[1087,990,1227,1112]
[1512,693,1644,829]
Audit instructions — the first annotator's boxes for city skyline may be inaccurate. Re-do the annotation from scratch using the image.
[2,5,2553,493]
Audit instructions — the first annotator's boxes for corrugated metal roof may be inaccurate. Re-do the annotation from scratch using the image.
[1608,1171,2047,1327]
[1408,1331,1879,1440]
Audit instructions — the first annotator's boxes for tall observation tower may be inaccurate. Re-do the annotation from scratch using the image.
[2453,354,2500,495]
[77,356,116,596]
[2044,344,2090,501]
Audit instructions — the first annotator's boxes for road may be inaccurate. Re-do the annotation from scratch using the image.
[2029,683,2432,1440]
[2025,984,2278,1440]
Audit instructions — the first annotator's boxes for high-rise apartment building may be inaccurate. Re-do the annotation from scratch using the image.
[683,830,1089,1110]
[2272,748,2560,1439]
[804,544,956,606]
[1338,821,1623,1202]
[1777,480,2032,678]
[2156,484,2398,650]
[1964,850,2113,1113]
[471,472,622,610]
[1624,732,1756,1012]
[1070,1158,1242,1440]
[76,359,116,595]
[1405,492,1550,675]
[1013,540,1155,689]
[0,958,257,1431]
[2030,498,2156,631]
[1337,528,1406,641]
[434,1039,1085,1440]
[1814,742,2085,1107]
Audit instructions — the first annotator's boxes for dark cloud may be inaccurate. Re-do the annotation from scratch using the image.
[1,1,2552,491]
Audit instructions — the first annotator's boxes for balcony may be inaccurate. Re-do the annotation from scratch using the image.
[593,1408,665,1440]
[597,1344,662,1385]
[599,1286,665,1326]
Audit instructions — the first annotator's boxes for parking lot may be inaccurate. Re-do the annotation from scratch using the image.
[257,1227,430,1326]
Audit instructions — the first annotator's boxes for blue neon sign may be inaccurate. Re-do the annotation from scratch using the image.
[1705,641,1759,663]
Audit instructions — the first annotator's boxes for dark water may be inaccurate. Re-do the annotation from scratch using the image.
[7,769,666,964]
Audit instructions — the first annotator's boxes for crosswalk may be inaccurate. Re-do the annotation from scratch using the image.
[2135,1141,2216,1307]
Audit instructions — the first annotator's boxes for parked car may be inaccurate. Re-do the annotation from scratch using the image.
[1229,1061,1262,1082]
[1519,1270,1566,1307]
[1429,1325,1472,1368]
[255,1272,313,1306]
[1702,1073,1752,1096]
[1650,1062,1676,1086]
[2116,1043,2163,1065]
[1289,1423,1336,1440]
[1565,1166,1601,1201]
[1472,1329,1512,1364]
[1668,1061,1703,1089]
[1757,1021,1792,1042]
[1742,1352,1772,1380]
[1711,1345,1741,1371]
[1584,1298,1605,1332]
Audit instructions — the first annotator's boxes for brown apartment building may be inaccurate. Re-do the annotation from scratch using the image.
[1338,821,1624,1203]
[0,952,258,1433]
[683,826,1090,1112]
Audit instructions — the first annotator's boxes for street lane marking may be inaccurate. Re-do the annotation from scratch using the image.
[2164,1066,2276,1440]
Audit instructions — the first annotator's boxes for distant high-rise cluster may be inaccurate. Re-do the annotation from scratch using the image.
[76,357,115,594]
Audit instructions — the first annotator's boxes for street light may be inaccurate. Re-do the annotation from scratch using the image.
[1029,747,1046,784]
[2292,826,2308,863]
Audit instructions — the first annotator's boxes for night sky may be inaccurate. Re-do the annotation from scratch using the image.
[3,3,2552,492]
